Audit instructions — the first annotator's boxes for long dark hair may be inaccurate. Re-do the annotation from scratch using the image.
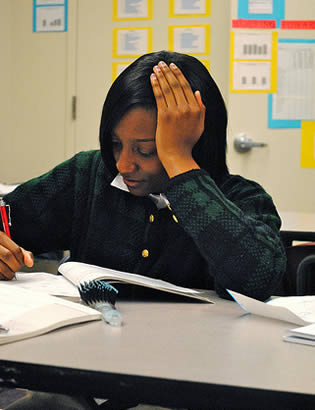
[99,50,228,181]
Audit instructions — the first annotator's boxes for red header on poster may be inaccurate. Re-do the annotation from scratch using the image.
[281,20,315,30]
[232,19,276,29]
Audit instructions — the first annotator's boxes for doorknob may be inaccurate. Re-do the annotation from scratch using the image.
[233,134,267,153]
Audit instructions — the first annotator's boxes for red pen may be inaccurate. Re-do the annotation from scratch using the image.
[0,198,11,238]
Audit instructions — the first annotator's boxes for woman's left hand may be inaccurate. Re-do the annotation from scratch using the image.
[150,61,205,177]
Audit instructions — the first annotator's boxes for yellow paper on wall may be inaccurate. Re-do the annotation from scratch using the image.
[301,121,315,169]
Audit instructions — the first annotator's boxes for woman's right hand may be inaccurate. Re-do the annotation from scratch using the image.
[0,232,34,280]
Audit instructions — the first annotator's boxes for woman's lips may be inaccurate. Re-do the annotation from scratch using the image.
[123,178,143,188]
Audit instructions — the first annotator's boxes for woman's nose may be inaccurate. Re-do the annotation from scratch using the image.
[116,150,137,174]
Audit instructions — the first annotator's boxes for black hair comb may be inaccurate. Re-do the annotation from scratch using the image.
[78,280,122,327]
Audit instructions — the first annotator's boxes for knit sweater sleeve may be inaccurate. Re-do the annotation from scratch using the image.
[4,151,100,255]
[164,169,286,301]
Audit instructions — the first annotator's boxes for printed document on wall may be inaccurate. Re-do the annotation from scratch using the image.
[272,40,315,122]
[248,0,273,15]
[238,0,284,27]
[230,31,277,93]
[233,61,271,91]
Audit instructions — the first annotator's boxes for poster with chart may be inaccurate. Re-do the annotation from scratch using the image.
[33,0,67,32]
[233,31,273,60]
[168,25,210,55]
[268,39,315,129]
[230,31,277,92]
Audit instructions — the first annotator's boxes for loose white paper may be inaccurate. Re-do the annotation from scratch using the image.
[283,323,315,346]
[228,289,315,326]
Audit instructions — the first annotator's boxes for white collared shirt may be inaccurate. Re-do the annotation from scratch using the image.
[111,174,170,210]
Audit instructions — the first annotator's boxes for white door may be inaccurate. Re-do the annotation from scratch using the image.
[0,0,75,183]
[227,0,315,213]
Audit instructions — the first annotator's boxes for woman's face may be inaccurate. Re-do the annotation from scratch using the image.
[112,107,169,196]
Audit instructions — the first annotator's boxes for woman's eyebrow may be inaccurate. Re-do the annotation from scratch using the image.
[135,138,155,142]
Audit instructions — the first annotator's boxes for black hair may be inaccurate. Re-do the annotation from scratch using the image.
[99,50,228,181]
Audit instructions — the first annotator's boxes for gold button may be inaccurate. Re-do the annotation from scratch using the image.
[172,214,179,223]
[149,214,154,223]
[142,249,149,258]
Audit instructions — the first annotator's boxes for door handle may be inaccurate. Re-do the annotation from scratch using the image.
[233,134,267,153]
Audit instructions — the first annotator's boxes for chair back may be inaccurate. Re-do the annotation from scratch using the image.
[277,243,315,295]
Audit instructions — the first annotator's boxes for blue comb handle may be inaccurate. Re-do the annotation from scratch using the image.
[94,301,123,327]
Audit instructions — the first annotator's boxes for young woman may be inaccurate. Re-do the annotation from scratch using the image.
[1,50,285,303]
[1,50,286,410]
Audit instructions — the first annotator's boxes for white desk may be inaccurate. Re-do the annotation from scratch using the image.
[0,293,314,409]
[280,211,315,246]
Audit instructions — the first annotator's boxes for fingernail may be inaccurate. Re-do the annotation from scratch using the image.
[170,63,177,69]
[158,61,166,67]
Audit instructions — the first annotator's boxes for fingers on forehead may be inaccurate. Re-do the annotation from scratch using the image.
[167,64,195,98]
[150,74,167,105]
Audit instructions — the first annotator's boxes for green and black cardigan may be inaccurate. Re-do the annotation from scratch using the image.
[5,150,286,300]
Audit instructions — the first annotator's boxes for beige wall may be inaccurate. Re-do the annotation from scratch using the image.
[0,0,72,183]
[0,1,11,166]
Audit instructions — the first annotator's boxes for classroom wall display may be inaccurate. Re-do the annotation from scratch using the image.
[113,27,153,57]
[230,31,277,92]
[168,25,210,55]
[113,0,153,21]
[268,39,315,129]
[111,1,213,85]
[237,0,285,28]
[301,121,315,169]
[169,0,211,17]
[33,0,68,32]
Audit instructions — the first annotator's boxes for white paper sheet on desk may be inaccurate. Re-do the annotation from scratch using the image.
[4,272,79,298]
[227,289,315,326]
[283,323,315,346]
[0,284,101,345]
